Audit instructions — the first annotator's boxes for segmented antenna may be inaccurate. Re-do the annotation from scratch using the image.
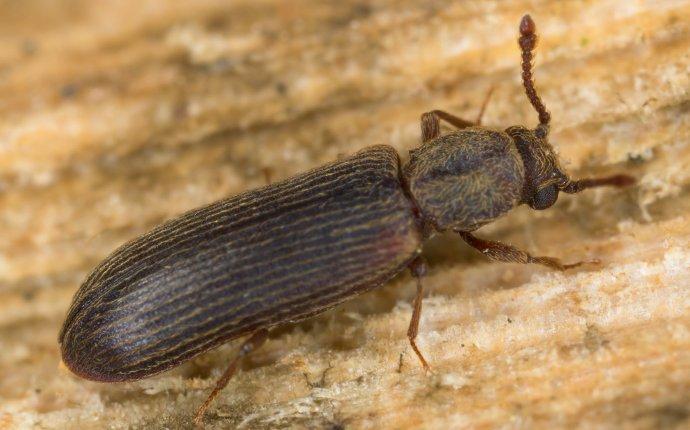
[519,15,551,134]
[560,174,637,194]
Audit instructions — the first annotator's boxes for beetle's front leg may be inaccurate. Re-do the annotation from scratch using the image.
[407,256,431,372]
[420,87,495,142]
[421,110,474,142]
[194,329,269,427]
[456,231,594,271]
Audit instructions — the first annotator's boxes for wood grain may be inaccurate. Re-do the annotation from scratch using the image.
[0,1,689,429]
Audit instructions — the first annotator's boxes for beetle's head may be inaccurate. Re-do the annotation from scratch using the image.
[506,125,565,210]
[506,14,634,211]
[507,124,635,211]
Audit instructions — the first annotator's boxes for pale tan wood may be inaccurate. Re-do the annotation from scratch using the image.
[0,1,689,429]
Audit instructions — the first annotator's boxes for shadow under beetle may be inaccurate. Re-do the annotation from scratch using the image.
[59,15,635,426]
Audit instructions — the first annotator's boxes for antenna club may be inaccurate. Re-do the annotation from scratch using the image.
[520,14,536,36]
[519,15,538,51]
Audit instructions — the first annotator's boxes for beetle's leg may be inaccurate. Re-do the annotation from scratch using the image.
[407,256,431,372]
[421,87,495,142]
[474,86,495,126]
[421,110,473,142]
[261,167,274,185]
[194,329,269,427]
[456,231,594,271]
[420,111,441,142]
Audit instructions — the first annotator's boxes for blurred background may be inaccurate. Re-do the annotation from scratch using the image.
[0,1,689,429]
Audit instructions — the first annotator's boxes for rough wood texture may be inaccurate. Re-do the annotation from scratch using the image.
[1,1,689,429]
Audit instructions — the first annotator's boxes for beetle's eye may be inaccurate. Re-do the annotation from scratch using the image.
[530,185,558,210]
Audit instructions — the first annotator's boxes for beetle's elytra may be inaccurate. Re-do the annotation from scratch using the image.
[60,145,421,381]
[59,15,635,425]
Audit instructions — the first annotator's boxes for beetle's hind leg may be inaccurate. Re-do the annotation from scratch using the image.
[456,231,596,271]
[194,329,269,427]
[420,87,495,142]
[407,256,431,372]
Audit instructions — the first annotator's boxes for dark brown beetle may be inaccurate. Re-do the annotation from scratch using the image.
[59,15,634,425]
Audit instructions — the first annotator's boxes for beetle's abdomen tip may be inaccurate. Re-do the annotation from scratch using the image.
[59,327,129,383]
[59,345,126,383]
[59,304,140,383]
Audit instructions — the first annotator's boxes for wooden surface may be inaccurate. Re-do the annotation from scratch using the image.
[0,1,689,429]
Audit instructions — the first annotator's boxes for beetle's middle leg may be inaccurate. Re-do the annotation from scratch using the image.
[194,329,269,427]
[407,256,431,372]
[456,231,594,271]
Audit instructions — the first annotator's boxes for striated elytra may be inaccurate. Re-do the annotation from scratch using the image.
[59,15,634,425]
[59,145,422,381]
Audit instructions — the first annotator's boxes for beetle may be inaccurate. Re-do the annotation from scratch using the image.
[59,15,635,426]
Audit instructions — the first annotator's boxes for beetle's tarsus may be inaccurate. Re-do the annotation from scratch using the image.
[475,86,496,126]
[529,256,591,271]
[193,329,269,427]
[261,166,274,186]
[457,231,593,271]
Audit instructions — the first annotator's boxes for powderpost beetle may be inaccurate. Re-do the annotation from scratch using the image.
[59,15,635,425]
